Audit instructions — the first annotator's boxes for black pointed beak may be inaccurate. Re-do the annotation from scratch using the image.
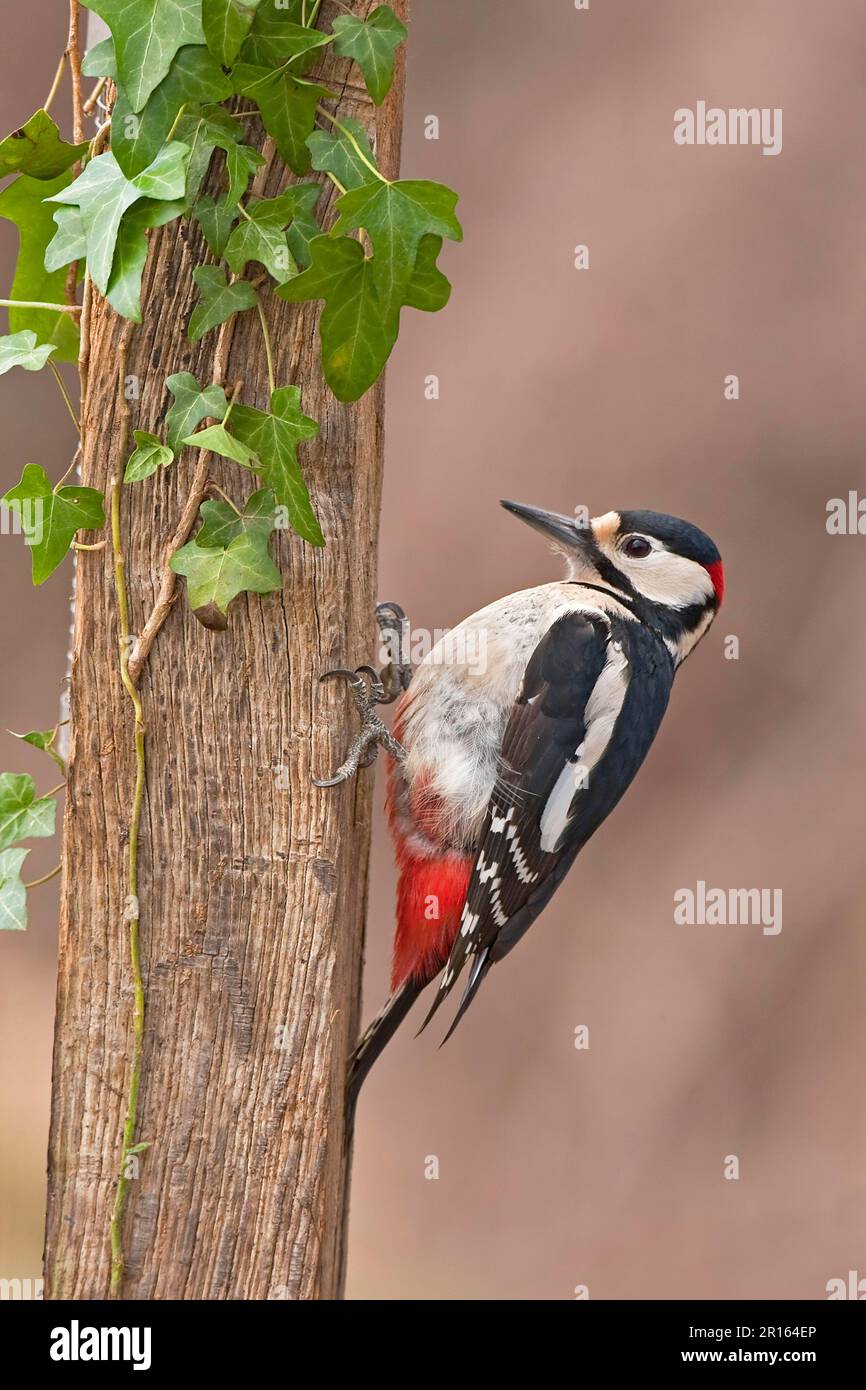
[500,499,591,551]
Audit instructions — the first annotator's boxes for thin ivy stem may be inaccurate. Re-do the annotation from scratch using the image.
[43,53,67,114]
[25,864,62,890]
[49,360,81,434]
[108,472,147,1301]
[242,53,331,98]
[221,379,243,426]
[257,301,276,396]
[54,451,80,490]
[0,299,80,314]
[107,331,147,1300]
[44,780,67,799]
[165,103,187,144]
[316,105,388,183]
[207,481,243,515]
[82,75,108,116]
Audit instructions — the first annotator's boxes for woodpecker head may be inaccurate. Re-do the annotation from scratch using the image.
[501,500,724,664]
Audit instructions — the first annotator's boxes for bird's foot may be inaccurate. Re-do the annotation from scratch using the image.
[374,601,413,703]
[313,665,407,788]
[316,603,414,789]
[312,602,413,788]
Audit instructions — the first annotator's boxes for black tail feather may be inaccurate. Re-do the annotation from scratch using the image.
[346,977,425,1111]
[438,948,492,1047]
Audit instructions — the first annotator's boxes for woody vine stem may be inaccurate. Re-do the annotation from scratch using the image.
[107,336,146,1297]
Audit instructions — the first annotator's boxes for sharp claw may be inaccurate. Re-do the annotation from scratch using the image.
[376,601,407,623]
[312,771,350,788]
[355,664,387,702]
[319,667,361,685]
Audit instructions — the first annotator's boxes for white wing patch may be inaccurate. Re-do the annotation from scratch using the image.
[539,639,631,853]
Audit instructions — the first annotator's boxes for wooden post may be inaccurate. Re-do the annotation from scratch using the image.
[43,3,408,1300]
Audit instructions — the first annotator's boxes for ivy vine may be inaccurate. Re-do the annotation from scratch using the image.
[0,0,461,1297]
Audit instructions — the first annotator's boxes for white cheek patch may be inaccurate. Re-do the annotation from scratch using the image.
[619,549,714,609]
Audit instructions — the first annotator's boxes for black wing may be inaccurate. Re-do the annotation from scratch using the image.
[420,608,673,1041]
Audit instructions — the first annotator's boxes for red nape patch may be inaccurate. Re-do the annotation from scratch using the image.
[391,854,473,991]
[706,559,725,605]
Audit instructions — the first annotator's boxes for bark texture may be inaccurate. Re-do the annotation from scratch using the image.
[43,2,407,1300]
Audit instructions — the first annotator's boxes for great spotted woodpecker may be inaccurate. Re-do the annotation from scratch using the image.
[315,502,724,1101]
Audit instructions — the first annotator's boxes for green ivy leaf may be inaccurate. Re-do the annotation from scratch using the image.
[0,172,79,361]
[277,231,451,400]
[277,234,395,402]
[0,330,57,375]
[124,429,174,482]
[224,140,265,206]
[174,106,252,205]
[0,772,56,851]
[47,144,189,294]
[331,5,406,106]
[224,219,293,283]
[194,194,236,257]
[81,36,116,78]
[194,500,245,549]
[187,264,258,341]
[233,65,332,175]
[283,182,321,269]
[0,109,87,180]
[112,45,232,178]
[171,488,282,627]
[0,848,29,931]
[307,116,379,191]
[334,177,462,317]
[224,196,300,283]
[239,12,329,68]
[165,372,228,450]
[43,205,85,272]
[2,463,105,585]
[181,422,257,467]
[202,0,262,66]
[194,485,274,547]
[8,726,67,774]
[229,387,322,543]
[9,729,57,753]
[402,232,452,312]
[84,0,206,113]
[106,197,186,321]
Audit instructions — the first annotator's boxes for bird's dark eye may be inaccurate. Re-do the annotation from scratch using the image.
[623,535,652,558]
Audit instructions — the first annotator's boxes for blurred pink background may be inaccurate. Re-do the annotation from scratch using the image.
[2,0,865,1300]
